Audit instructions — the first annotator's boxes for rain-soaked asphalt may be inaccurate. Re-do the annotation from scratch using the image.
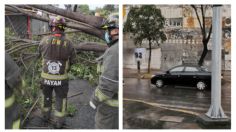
[123,78,231,116]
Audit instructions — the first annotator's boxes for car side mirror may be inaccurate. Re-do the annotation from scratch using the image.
[166,71,170,74]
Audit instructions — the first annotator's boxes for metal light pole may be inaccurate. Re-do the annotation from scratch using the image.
[205,5,227,119]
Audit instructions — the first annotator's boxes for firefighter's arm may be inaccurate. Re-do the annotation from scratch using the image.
[98,44,119,99]
[93,44,119,101]
[5,53,21,90]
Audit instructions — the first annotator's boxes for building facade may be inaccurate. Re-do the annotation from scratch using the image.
[123,5,231,71]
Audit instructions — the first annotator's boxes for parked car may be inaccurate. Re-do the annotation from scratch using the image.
[151,65,211,90]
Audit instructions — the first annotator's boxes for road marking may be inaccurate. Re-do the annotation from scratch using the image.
[124,98,231,116]
[124,98,200,116]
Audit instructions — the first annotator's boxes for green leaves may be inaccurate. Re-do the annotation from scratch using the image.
[69,52,99,85]
[124,5,167,46]
[67,103,77,117]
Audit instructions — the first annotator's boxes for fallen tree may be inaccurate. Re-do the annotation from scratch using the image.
[29,5,104,28]
[6,37,107,54]
[5,5,104,40]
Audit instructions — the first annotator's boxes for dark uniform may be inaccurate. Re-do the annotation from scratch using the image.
[39,32,76,126]
[91,41,119,129]
[5,53,21,129]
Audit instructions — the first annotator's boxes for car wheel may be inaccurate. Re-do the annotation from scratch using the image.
[196,81,206,90]
[156,79,164,88]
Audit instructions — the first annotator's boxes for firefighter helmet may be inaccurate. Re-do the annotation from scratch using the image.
[49,16,66,30]
[101,13,119,30]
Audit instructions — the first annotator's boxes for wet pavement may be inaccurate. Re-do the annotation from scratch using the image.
[123,78,231,115]
[124,100,202,129]
[123,70,231,129]
[24,79,96,129]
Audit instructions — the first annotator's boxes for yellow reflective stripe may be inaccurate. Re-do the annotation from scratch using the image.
[5,94,15,108]
[95,88,110,102]
[62,98,67,113]
[41,72,68,80]
[97,64,104,74]
[54,110,65,117]
[54,98,67,117]
[104,99,118,107]
[101,65,104,73]
[41,94,51,112]
[97,64,101,73]
[95,88,118,107]
[12,119,21,129]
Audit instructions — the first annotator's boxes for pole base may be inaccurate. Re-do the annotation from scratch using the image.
[196,114,231,129]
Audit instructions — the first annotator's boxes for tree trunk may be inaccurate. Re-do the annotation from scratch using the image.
[137,61,140,73]
[6,5,104,40]
[198,42,208,66]
[75,42,107,52]
[29,5,104,28]
[7,37,107,52]
[148,40,152,73]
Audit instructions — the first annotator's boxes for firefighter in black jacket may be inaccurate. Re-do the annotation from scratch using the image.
[39,16,76,128]
[5,53,22,129]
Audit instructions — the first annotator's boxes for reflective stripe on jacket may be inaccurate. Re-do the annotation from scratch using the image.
[95,88,118,107]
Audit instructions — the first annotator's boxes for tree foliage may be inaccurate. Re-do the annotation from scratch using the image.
[103,5,115,12]
[124,5,166,73]
[78,5,90,15]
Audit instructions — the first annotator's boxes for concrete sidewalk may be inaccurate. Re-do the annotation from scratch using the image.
[124,100,230,129]
[123,68,160,79]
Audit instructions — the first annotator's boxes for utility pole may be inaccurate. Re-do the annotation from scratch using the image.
[206,5,226,119]
[197,5,230,128]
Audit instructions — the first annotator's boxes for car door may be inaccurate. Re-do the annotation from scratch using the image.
[167,66,185,85]
[181,66,199,87]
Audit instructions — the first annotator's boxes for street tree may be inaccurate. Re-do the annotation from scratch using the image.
[191,5,213,66]
[103,5,115,12]
[124,5,166,73]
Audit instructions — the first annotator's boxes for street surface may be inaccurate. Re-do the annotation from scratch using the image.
[123,77,231,116]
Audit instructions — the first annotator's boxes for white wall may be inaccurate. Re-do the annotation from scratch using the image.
[123,48,161,70]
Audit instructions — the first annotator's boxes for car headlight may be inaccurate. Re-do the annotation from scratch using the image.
[151,75,155,78]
